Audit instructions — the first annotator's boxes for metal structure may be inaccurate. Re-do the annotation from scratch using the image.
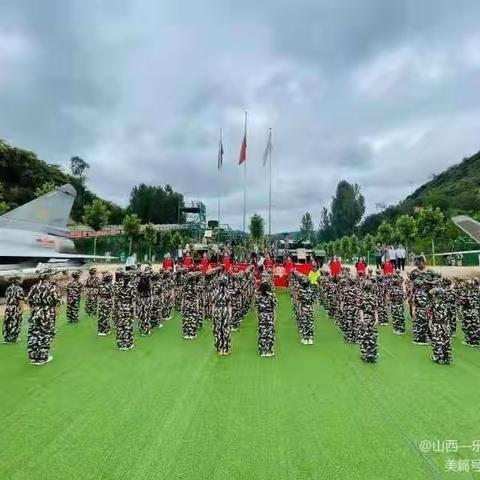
[179,201,207,240]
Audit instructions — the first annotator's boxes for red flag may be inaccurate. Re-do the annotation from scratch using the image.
[238,134,247,165]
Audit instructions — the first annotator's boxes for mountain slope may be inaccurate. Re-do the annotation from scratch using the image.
[360,149,480,234]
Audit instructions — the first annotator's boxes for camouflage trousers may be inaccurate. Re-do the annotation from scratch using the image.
[377,303,389,325]
[231,306,242,331]
[413,306,430,344]
[27,309,55,362]
[358,316,378,363]
[97,298,113,334]
[116,307,134,349]
[85,293,97,316]
[462,311,480,347]
[341,306,357,343]
[150,295,163,328]
[391,302,406,334]
[213,305,231,353]
[3,306,22,343]
[137,297,152,336]
[445,306,457,335]
[182,302,198,338]
[258,311,275,355]
[298,304,315,342]
[66,295,80,323]
[430,323,452,364]
[161,291,173,320]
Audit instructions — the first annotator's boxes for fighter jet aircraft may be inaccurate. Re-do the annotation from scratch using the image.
[0,184,110,281]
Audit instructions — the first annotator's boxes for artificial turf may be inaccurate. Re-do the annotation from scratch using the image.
[0,290,479,480]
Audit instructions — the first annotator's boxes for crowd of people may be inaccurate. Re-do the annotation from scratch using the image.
[2,250,479,366]
[1,252,280,364]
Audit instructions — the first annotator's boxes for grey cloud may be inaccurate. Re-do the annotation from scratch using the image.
[0,0,480,232]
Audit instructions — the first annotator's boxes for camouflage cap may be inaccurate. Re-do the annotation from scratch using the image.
[89,267,97,274]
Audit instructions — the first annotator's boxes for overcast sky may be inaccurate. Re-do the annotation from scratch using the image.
[1,1,480,232]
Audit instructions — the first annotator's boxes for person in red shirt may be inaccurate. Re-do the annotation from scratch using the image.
[263,253,274,272]
[182,252,194,269]
[329,256,342,279]
[221,252,232,272]
[200,252,210,272]
[382,260,394,275]
[162,253,174,270]
[355,257,367,276]
[284,256,295,275]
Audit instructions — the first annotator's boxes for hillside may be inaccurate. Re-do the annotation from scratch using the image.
[0,140,124,223]
[360,150,480,235]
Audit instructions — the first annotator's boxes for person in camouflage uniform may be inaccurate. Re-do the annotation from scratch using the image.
[458,278,480,347]
[212,271,232,355]
[390,271,406,335]
[357,278,379,363]
[137,270,153,336]
[174,268,185,312]
[442,278,457,336]
[428,287,452,364]
[26,270,61,365]
[375,270,389,326]
[116,271,136,350]
[182,271,201,339]
[341,276,359,343]
[229,272,243,331]
[150,272,163,329]
[97,271,114,336]
[409,258,434,345]
[112,269,124,327]
[66,271,82,323]
[2,275,24,344]
[195,270,206,330]
[84,267,99,316]
[296,273,315,345]
[255,274,277,356]
[161,269,174,321]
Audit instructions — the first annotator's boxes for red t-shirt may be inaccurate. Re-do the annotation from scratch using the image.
[200,258,210,272]
[221,257,232,272]
[284,260,295,275]
[183,256,194,268]
[264,258,274,271]
[162,258,174,270]
[329,260,342,277]
[356,261,367,276]
[383,261,394,275]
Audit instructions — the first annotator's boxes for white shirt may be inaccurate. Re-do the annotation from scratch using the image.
[396,248,406,259]
[388,248,396,261]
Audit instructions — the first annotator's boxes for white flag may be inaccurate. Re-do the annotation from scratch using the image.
[262,129,272,167]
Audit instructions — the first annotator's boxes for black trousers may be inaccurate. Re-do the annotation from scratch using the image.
[396,258,405,271]
[375,256,382,269]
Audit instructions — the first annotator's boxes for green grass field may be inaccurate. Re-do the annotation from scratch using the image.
[1,290,479,480]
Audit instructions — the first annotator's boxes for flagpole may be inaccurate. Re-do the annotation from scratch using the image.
[243,111,247,233]
[218,128,222,226]
[268,127,272,238]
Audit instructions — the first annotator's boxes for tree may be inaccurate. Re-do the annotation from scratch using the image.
[416,207,445,263]
[340,236,352,259]
[70,156,90,183]
[34,180,58,197]
[123,213,142,255]
[249,213,265,242]
[318,207,334,242]
[0,182,8,215]
[333,238,341,256]
[82,200,110,258]
[330,180,365,237]
[143,223,157,261]
[300,211,314,241]
[395,214,417,249]
[128,184,184,224]
[349,233,360,256]
[377,221,394,244]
